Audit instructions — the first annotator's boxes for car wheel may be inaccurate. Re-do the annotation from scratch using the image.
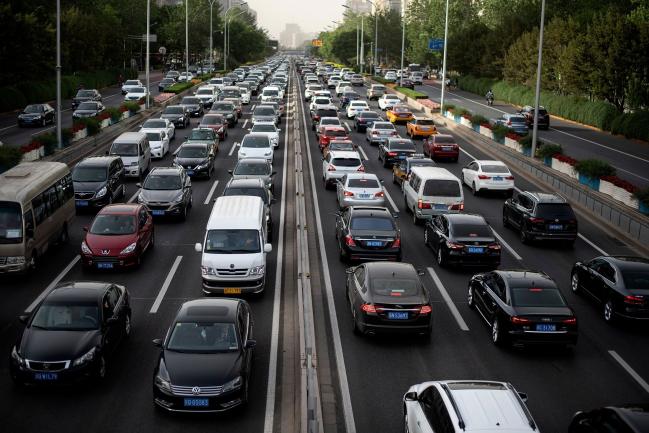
[96,355,107,380]
[520,226,530,244]
[424,227,430,246]
[339,244,348,263]
[467,286,475,309]
[603,299,616,323]
[351,308,361,335]
[41,118,46,127]
[472,182,479,196]
[437,246,446,268]
[412,208,419,225]
[124,314,132,338]
[491,318,504,346]
[180,204,187,221]
[571,272,581,294]
[392,172,398,184]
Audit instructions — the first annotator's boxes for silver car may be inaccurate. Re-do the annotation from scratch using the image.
[229,157,276,192]
[367,84,386,100]
[366,121,399,145]
[336,173,386,209]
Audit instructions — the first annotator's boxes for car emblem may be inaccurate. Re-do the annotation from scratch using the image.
[101,249,110,255]
[230,264,235,269]
[542,317,552,322]
[474,242,479,246]
[192,386,201,395]
[42,363,50,370]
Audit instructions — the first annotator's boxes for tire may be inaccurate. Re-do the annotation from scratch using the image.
[467,286,475,309]
[424,227,430,246]
[96,355,107,380]
[502,210,510,228]
[412,207,419,225]
[571,272,581,294]
[41,118,46,127]
[491,318,504,346]
[472,182,479,196]
[180,204,187,221]
[436,246,446,268]
[520,226,530,244]
[124,314,132,339]
[603,299,616,323]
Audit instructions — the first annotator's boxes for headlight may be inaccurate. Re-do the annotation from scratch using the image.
[81,241,92,255]
[249,265,265,275]
[120,242,137,255]
[11,346,25,366]
[201,266,216,276]
[95,186,107,198]
[171,194,184,204]
[177,117,184,122]
[222,376,242,393]
[72,347,96,367]
[155,360,172,393]
[6,256,26,265]
[265,151,271,156]
[227,114,233,118]
[137,194,147,204]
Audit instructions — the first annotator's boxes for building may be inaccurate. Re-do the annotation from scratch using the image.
[218,0,256,18]
[345,0,372,14]
[372,0,409,14]
[279,23,309,49]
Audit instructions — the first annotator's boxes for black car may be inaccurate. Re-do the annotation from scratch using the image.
[10,281,131,385]
[399,78,415,89]
[158,78,176,92]
[336,206,401,262]
[569,404,649,433]
[340,91,361,109]
[311,107,339,130]
[152,298,255,412]
[72,156,125,211]
[222,178,274,241]
[137,167,193,221]
[503,191,578,245]
[354,111,381,132]
[424,214,501,268]
[161,105,191,128]
[346,262,432,337]
[72,101,105,119]
[72,89,102,109]
[180,96,204,117]
[173,143,216,179]
[571,256,649,323]
[519,105,550,130]
[378,138,417,168]
[467,270,578,347]
[211,101,238,126]
[17,103,55,127]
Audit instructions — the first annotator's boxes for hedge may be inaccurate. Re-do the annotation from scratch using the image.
[395,87,428,99]
[610,111,649,141]
[167,81,196,94]
[0,147,23,174]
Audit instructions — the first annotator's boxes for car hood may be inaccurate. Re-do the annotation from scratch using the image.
[73,110,98,117]
[139,188,182,203]
[161,113,184,119]
[73,180,107,192]
[175,157,208,166]
[239,148,272,158]
[85,233,137,254]
[162,351,243,387]
[20,327,100,361]
[19,112,43,118]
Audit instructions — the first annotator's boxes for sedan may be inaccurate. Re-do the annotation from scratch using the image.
[310,97,334,112]
[346,101,370,119]
[158,78,175,92]
[238,133,274,164]
[346,262,431,336]
[10,281,131,385]
[406,117,437,139]
[199,114,228,140]
[336,173,385,209]
[386,105,414,123]
[378,138,416,168]
[398,78,415,90]
[354,111,382,132]
[138,166,192,220]
[180,96,204,117]
[141,118,176,141]
[315,116,343,138]
[72,101,105,119]
[212,102,238,126]
[121,79,143,95]
[571,256,649,323]
[72,89,102,109]
[17,103,55,127]
[366,122,399,146]
[423,134,459,162]
[124,86,147,102]
[383,71,397,82]
[161,105,190,128]
[378,94,401,111]
[229,158,276,192]
[319,126,350,151]
[81,204,154,270]
[462,160,515,196]
[323,140,356,159]
[174,143,216,179]
[144,130,170,159]
[152,298,255,412]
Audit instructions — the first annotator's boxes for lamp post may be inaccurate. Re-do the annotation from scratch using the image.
[56,0,62,148]
[439,0,449,114]
[530,0,546,159]
[399,7,405,87]
[223,2,248,71]
[185,0,189,80]
[227,10,247,61]
[360,15,365,74]
[145,0,150,108]
[365,0,378,76]
[209,0,217,71]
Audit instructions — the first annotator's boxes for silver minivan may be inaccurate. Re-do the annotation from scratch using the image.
[403,166,464,224]
[108,132,151,178]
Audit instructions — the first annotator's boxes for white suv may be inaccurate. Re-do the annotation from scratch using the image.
[347,101,370,119]
[404,380,539,433]
[322,150,364,189]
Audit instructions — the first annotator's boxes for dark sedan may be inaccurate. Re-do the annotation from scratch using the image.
[17,103,55,127]
[161,105,190,128]
[519,105,550,130]
[211,102,238,126]
[569,404,649,433]
[340,91,361,109]
[72,101,105,119]
[378,138,416,168]
[10,281,131,385]
[158,78,176,92]
[173,143,216,178]
[346,262,432,337]
[398,78,415,89]
[424,213,501,268]
[571,256,649,323]
[153,298,255,412]
[468,270,578,347]
[336,206,401,262]
[137,167,193,221]
[180,96,204,117]
[354,111,382,133]
[72,89,102,109]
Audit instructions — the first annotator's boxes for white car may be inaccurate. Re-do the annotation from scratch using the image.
[404,380,539,433]
[322,150,364,189]
[383,71,397,82]
[178,71,194,82]
[304,84,323,101]
[410,72,424,84]
[327,75,341,89]
[238,133,274,164]
[121,79,143,95]
[346,101,370,119]
[261,86,282,102]
[124,86,148,102]
[140,118,175,141]
[238,86,251,104]
[378,94,401,111]
[336,173,386,209]
[461,160,515,196]
[336,81,352,96]
[310,97,334,112]
[143,130,170,159]
[208,77,225,91]
[195,86,217,108]
[250,122,281,148]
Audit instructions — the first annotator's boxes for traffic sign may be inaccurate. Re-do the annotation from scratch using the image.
[428,38,444,51]
[312,39,323,47]
[142,34,157,42]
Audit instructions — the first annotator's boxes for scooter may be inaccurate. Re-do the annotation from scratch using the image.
[486,96,494,106]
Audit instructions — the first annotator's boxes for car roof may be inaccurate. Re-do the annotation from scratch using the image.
[98,204,140,215]
[495,269,555,287]
[77,156,121,167]
[149,166,182,176]
[387,138,414,145]
[474,160,505,166]
[47,282,112,304]
[523,191,566,203]
[176,298,241,322]
[364,261,416,277]
[410,166,457,180]
[344,173,379,181]
[607,404,649,432]
[606,256,649,271]
[323,126,346,131]
[237,157,270,165]
[444,213,488,225]
[226,178,266,188]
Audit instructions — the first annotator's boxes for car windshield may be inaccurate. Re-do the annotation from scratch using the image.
[235,161,271,175]
[348,178,380,188]
[167,322,238,352]
[0,201,23,242]
[434,136,455,144]
[223,187,267,203]
[535,204,575,219]
[263,90,279,96]
[315,98,330,104]
[89,214,136,235]
[452,223,492,238]
[145,132,162,141]
[125,80,139,86]
[164,106,184,115]
[223,90,240,98]
[242,136,270,148]
[372,278,421,297]
[182,97,199,104]
[31,302,100,331]
[204,229,260,253]
[24,105,42,113]
[252,124,276,133]
[77,90,95,97]
[417,119,434,125]
[197,89,213,95]
[325,130,347,137]
[360,112,379,119]
[143,120,166,128]
[373,86,386,91]
[131,87,146,93]
[318,110,338,117]
[189,130,214,140]
[510,287,567,307]
[321,119,340,126]
[329,142,354,151]
[214,103,234,111]
[110,142,138,156]
[423,180,461,197]
[481,165,509,173]
[161,79,174,84]
[622,271,649,293]
[143,174,181,190]
[390,141,415,151]
[73,166,107,182]
[331,157,361,167]
[255,107,275,116]
[178,146,208,158]
[386,95,399,100]
[393,107,409,112]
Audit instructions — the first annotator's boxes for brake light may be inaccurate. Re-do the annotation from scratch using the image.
[624,295,644,305]
[344,190,354,197]
[357,165,365,172]
[372,131,379,135]
[488,243,501,250]
[374,191,385,198]
[392,237,401,248]
[511,316,530,324]
[328,165,336,171]
[446,241,464,250]
[387,151,397,157]
[361,303,377,313]
[563,317,577,325]
[417,199,431,209]
[419,305,432,315]
[506,176,515,180]
[478,175,490,180]
[344,235,356,247]
[529,217,544,224]
[449,203,464,211]
[507,120,512,125]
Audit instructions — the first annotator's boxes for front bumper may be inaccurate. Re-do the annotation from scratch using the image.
[142,203,185,217]
[202,276,265,295]
[0,259,29,274]
[124,165,142,177]
[10,358,100,384]
[75,194,111,210]
[81,253,140,269]
[153,385,244,412]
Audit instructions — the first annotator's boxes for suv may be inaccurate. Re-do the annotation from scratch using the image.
[569,404,649,433]
[367,84,386,100]
[137,166,193,221]
[503,191,578,245]
[519,105,550,130]
[72,156,125,211]
[161,105,190,128]
[404,380,538,433]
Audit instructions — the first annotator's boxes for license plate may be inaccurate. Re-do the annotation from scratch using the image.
[97,262,114,269]
[442,146,452,151]
[398,155,406,159]
[184,398,209,407]
[186,170,195,176]
[493,176,503,181]
[548,224,562,230]
[365,240,383,247]
[76,200,89,207]
[224,288,241,294]
[467,247,484,254]
[535,324,556,332]
[34,372,58,381]
[152,210,165,216]
[387,311,409,320]
[434,204,447,210]
[358,194,371,199]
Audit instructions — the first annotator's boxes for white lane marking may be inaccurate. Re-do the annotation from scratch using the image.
[296,74,357,433]
[242,119,249,129]
[251,104,256,111]
[344,122,351,132]
[459,147,479,161]
[26,255,81,313]
[0,124,17,132]
[128,189,140,203]
[383,188,399,214]
[229,141,239,157]
[427,267,470,331]
[149,255,183,313]
[357,145,368,160]
[609,350,649,394]
[263,72,290,433]
[578,233,609,256]
[203,180,219,205]
[492,230,523,261]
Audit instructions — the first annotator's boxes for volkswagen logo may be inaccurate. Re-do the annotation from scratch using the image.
[43,363,50,370]
[192,386,201,395]
[230,264,235,269]
[100,249,110,255]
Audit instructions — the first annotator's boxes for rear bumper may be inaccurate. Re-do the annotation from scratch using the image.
[445,251,500,266]
[508,329,578,346]
[526,230,577,241]
[431,150,459,159]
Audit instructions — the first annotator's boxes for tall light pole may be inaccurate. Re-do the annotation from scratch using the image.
[227,10,246,61]
[439,0,449,114]
[223,3,248,71]
[360,15,364,74]
[185,0,189,80]
[399,7,405,87]
[145,0,151,108]
[530,0,546,159]
[209,0,217,71]
[365,0,378,76]
[56,0,62,148]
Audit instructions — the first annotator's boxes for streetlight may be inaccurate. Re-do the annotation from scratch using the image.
[439,0,449,115]
[209,0,218,71]
[56,0,62,148]
[530,0,546,159]
[185,0,189,81]
[145,0,150,108]
[223,2,247,71]
[365,0,378,76]
[399,8,405,87]
[227,9,247,62]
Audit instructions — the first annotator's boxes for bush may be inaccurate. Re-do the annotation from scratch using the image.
[167,81,195,94]
[373,76,392,85]
[633,188,649,206]
[73,117,101,136]
[470,114,489,127]
[395,87,428,99]
[443,103,455,111]
[491,123,511,140]
[610,111,649,141]
[0,146,24,173]
[122,101,141,113]
[105,107,123,122]
[456,107,471,117]
[574,159,616,178]
[536,143,562,158]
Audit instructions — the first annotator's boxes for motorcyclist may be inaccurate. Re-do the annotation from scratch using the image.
[485,89,494,105]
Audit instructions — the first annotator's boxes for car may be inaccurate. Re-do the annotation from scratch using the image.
[318,126,350,151]
[17,103,55,127]
[180,96,204,117]
[81,204,154,270]
[378,94,401,110]
[503,191,578,245]
[386,104,414,123]
[161,105,190,128]
[304,83,324,101]
[336,173,386,209]
[346,101,371,119]
[137,166,192,220]
[252,105,279,126]
[199,114,228,140]
[178,71,194,82]
[158,78,175,93]
[141,118,176,141]
[493,113,529,136]
[379,138,417,168]
[461,160,515,196]
[425,213,501,268]
[347,262,431,335]
[251,122,281,148]
[10,281,131,385]
[183,127,219,152]
[238,84,252,104]
[261,99,285,118]
[322,150,364,189]
[152,298,255,412]
[335,81,352,96]
[406,117,437,139]
[261,86,282,102]
[571,256,649,323]
[311,107,339,130]
[166,70,181,81]
[468,269,578,347]
[121,79,143,95]
[383,71,397,82]
[72,156,125,211]
[367,84,386,100]
[72,89,102,109]
[310,96,334,112]
[569,404,649,433]
[423,133,459,162]
[519,105,550,130]
[211,101,238,126]
[222,178,274,239]
[339,90,361,109]
[173,142,216,178]
[229,158,276,192]
[366,121,399,145]
[222,97,243,118]
[398,78,415,90]
[315,116,343,137]
[391,155,435,186]
[208,77,225,91]
[143,130,170,159]
[409,72,423,84]
[238,133,274,164]
[124,86,147,102]
[404,380,539,433]
[323,139,356,159]
[71,101,105,120]
[403,166,464,224]
[350,74,364,86]
[194,86,217,108]
[327,75,341,89]
[354,111,381,133]
[335,206,400,262]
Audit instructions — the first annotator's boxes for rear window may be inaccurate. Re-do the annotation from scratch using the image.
[434,136,455,144]
[452,223,492,238]
[535,203,575,219]
[332,157,361,167]
[254,107,276,116]
[326,130,348,137]
[510,287,567,307]
[371,278,421,297]
[423,179,461,197]
[391,141,415,151]
[509,116,527,123]
[318,110,338,117]
[481,165,509,174]
[348,178,380,188]
[375,123,395,131]
[350,216,394,231]
[416,119,434,126]
[621,271,649,293]
[360,112,379,119]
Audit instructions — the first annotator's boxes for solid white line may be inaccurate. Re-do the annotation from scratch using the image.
[229,141,239,157]
[427,267,470,331]
[492,229,523,261]
[251,104,256,111]
[26,255,81,313]
[128,189,140,203]
[609,350,649,394]
[149,255,183,314]
[0,124,16,132]
[578,233,609,256]
[357,145,368,160]
[242,119,249,129]
[203,180,219,205]
[383,188,399,214]
[344,122,351,132]
[296,73,357,433]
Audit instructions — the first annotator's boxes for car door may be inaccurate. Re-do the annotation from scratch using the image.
[322,154,331,177]
[463,161,478,185]
[336,175,345,204]
[238,304,253,381]
[429,216,446,253]
[101,289,120,354]
[336,208,350,247]
[511,193,531,229]
[349,265,366,311]
[404,174,420,209]
[108,161,119,200]
[592,261,616,302]
[138,208,153,248]
[479,274,501,324]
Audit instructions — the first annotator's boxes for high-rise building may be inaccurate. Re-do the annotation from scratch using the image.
[279,23,308,49]
[218,0,256,18]
[372,0,408,14]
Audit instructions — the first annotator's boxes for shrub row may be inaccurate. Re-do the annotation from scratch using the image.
[167,81,196,94]
[610,111,649,142]
[395,87,428,99]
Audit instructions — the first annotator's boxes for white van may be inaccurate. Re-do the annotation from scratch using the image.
[403,166,464,224]
[108,132,151,178]
[195,195,272,295]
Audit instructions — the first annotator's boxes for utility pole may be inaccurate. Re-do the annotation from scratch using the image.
[531,0,546,159]
[399,9,405,87]
[145,0,150,108]
[360,16,364,74]
[209,0,217,71]
[439,0,449,114]
[185,0,189,80]
[56,0,62,148]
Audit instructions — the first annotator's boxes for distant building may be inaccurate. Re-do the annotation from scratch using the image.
[345,0,372,14]
[218,0,256,18]
[372,0,408,14]
[279,23,309,49]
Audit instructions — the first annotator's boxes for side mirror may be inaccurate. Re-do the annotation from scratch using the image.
[264,243,272,253]
[194,243,202,252]
[135,183,142,188]
[19,314,30,324]
[404,391,418,401]
[245,339,257,349]
[518,392,528,402]
[228,169,233,175]
[83,226,89,232]
[152,338,163,348]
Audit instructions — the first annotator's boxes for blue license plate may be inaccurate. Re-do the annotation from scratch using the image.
[398,155,406,159]
[365,241,383,247]
[467,247,484,254]
[34,372,58,381]
[97,262,114,269]
[442,146,453,151]
[535,324,556,332]
[152,210,165,216]
[493,176,503,181]
[434,204,447,210]
[184,398,209,407]
[358,194,371,199]
[388,311,409,320]
[76,200,89,207]
[186,170,195,176]
[548,224,562,230]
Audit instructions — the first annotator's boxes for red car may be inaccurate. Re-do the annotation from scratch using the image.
[423,134,459,162]
[319,126,350,151]
[81,204,154,270]
[199,114,228,140]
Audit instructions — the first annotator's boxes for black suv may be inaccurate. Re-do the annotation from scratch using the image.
[503,191,578,245]
[519,105,550,130]
[72,156,125,212]
[137,166,193,221]
[379,138,416,168]
[335,206,401,262]
[161,105,190,128]
[569,404,649,433]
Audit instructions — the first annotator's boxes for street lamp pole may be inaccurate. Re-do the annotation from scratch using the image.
[356,23,359,67]
[185,0,189,80]
[145,0,150,108]
[399,8,405,87]
[223,3,247,71]
[209,0,217,71]
[531,0,546,159]
[56,0,62,148]
[360,15,364,74]
[227,10,246,61]
[439,0,449,114]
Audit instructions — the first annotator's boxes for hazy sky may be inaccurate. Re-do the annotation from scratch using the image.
[247,0,348,39]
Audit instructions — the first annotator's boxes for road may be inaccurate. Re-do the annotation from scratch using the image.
[418,80,649,187]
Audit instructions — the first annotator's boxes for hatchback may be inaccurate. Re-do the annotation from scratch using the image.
[336,173,385,209]
[493,114,529,136]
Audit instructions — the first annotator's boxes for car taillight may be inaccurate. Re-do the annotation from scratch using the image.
[387,151,397,157]
[446,241,464,250]
[391,131,398,136]
[361,303,377,314]
[506,176,515,180]
[478,175,490,180]
[488,243,501,250]
[419,305,432,315]
[328,165,336,171]
[372,131,379,135]
[344,190,354,197]
[529,217,544,224]
[357,165,365,172]
[507,120,512,125]
[417,199,431,209]
[563,317,577,325]
[449,203,464,211]
[624,295,645,305]
[392,237,401,248]
[374,191,384,197]
[344,235,356,247]
[511,316,530,324]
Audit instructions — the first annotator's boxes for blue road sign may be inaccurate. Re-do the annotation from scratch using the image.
[428,38,444,51]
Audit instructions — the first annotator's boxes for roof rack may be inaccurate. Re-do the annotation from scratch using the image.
[440,383,466,431]
[506,383,537,430]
